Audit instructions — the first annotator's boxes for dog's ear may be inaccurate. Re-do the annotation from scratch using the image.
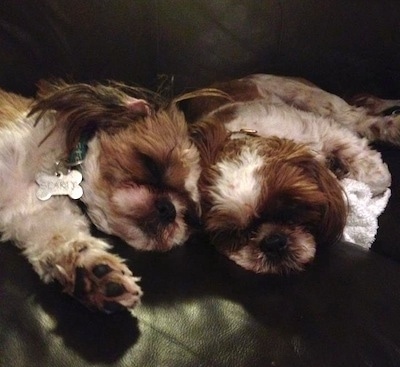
[307,161,348,246]
[36,79,64,98]
[273,143,348,247]
[189,118,230,169]
[30,81,161,152]
[263,141,347,247]
[171,89,234,165]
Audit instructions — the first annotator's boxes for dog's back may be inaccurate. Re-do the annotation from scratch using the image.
[0,89,33,128]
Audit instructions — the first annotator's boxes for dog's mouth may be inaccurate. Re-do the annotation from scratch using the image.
[104,184,201,251]
[258,233,288,262]
[111,215,191,252]
[137,197,200,249]
[125,202,201,252]
[217,227,317,274]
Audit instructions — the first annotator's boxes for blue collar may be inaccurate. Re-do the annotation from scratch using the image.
[68,137,88,168]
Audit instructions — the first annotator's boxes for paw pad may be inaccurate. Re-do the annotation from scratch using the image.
[105,282,126,297]
[92,264,112,278]
[69,254,142,313]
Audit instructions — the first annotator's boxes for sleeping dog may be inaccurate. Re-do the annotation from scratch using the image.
[0,82,201,312]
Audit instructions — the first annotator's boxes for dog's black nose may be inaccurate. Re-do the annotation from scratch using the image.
[260,233,287,255]
[155,198,176,223]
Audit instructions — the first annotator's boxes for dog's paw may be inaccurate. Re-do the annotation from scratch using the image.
[348,153,391,196]
[350,94,400,145]
[350,94,400,115]
[61,249,142,313]
[325,145,391,196]
[366,115,400,146]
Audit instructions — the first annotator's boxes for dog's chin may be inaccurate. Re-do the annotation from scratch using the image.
[217,229,316,274]
[104,188,198,252]
[109,219,191,252]
[84,185,197,252]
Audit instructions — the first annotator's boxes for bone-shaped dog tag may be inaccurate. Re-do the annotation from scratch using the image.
[36,170,83,201]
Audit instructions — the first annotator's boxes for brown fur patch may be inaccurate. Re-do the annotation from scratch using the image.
[260,146,347,245]
[98,106,193,191]
[30,81,164,153]
[181,78,262,123]
[0,89,33,127]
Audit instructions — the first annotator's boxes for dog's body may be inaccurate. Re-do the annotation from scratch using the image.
[191,121,347,274]
[1,74,398,309]
[187,74,396,274]
[0,83,201,312]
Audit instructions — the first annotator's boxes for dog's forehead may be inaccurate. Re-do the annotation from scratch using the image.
[207,144,264,227]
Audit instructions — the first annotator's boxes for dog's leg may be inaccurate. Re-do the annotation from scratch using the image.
[318,130,391,195]
[350,94,400,116]
[292,111,392,195]
[348,94,400,143]
[1,196,142,312]
[249,74,400,146]
[0,90,142,313]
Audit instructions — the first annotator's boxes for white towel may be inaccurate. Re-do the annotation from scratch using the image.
[341,178,391,248]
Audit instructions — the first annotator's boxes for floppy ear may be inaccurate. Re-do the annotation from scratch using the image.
[308,160,348,246]
[189,118,230,170]
[36,79,63,98]
[262,140,348,247]
[30,81,161,152]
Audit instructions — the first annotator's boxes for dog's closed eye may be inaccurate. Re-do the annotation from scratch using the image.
[257,198,299,222]
[138,153,165,187]
[273,207,299,223]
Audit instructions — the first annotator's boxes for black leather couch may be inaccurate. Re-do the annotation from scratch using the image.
[1,1,400,366]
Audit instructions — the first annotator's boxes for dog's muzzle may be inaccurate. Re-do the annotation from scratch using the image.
[155,198,177,223]
[260,233,288,259]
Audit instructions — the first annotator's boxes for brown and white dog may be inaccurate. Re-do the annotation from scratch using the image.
[186,74,397,274]
[0,82,201,312]
[1,74,397,310]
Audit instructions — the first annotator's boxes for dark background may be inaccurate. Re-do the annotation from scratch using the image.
[1,1,400,366]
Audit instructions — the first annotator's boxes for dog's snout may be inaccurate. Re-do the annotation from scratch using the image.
[260,234,287,255]
[155,198,176,223]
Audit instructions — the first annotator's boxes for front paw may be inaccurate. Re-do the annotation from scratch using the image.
[61,249,142,313]
[353,158,391,196]
[369,115,400,146]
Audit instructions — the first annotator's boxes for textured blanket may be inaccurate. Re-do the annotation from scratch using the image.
[342,178,391,248]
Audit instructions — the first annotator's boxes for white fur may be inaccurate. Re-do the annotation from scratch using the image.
[225,90,391,195]
[80,138,113,234]
[249,73,395,140]
[210,146,263,227]
[0,94,142,311]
